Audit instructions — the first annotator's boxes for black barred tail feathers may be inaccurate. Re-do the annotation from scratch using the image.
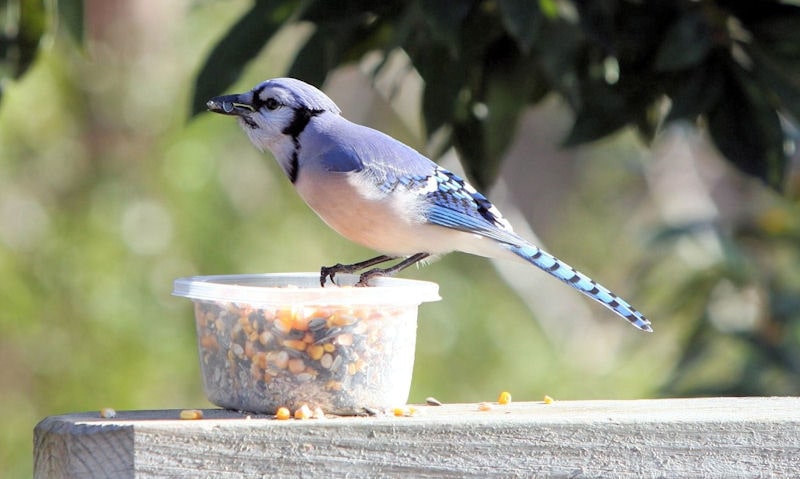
[506,243,652,332]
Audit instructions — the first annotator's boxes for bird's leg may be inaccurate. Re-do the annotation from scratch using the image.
[320,254,396,286]
[356,253,430,287]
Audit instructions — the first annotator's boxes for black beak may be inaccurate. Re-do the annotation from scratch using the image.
[206,94,254,116]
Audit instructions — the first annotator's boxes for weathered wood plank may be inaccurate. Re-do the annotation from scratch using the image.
[34,397,800,478]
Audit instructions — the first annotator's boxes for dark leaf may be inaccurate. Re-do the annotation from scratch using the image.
[467,40,546,188]
[288,15,391,86]
[15,0,47,78]
[286,28,330,87]
[706,62,787,189]
[404,29,464,135]
[745,42,800,124]
[665,59,724,123]
[531,17,582,107]
[57,0,84,44]
[747,14,800,62]
[563,80,630,145]
[418,0,474,54]
[301,0,405,24]
[654,10,713,72]
[451,116,486,184]
[497,0,540,53]
[191,0,300,116]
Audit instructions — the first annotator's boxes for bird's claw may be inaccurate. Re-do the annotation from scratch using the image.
[319,265,340,287]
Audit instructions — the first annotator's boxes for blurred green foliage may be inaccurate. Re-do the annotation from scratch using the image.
[1,1,799,478]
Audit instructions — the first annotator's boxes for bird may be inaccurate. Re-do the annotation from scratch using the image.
[206,77,652,332]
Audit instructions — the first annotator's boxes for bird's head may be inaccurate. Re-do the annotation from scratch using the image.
[207,78,341,153]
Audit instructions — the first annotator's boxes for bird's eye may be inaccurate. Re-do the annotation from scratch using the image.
[265,98,280,110]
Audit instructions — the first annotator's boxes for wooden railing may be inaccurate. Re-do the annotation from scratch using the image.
[34,397,800,478]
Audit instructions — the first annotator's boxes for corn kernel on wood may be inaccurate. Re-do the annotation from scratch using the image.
[179,409,203,420]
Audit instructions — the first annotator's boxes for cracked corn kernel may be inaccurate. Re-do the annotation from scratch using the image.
[543,395,554,404]
[478,402,493,411]
[275,407,291,420]
[99,407,116,418]
[294,404,313,420]
[498,391,512,405]
[179,409,204,420]
[312,406,325,419]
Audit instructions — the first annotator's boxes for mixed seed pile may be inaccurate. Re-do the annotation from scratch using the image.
[194,299,417,414]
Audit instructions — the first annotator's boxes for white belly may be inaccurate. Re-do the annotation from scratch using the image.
[294,168,519,261]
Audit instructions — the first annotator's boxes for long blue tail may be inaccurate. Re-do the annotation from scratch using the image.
[506,243,652,332]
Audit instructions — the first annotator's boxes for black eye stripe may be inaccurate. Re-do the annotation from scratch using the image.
[251,96,280,111]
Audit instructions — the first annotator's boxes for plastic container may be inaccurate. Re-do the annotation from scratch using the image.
[173,273,440,415]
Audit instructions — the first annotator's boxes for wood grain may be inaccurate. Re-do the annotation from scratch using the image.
[34,397,800,478]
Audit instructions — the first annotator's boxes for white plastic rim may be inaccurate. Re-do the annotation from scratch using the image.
[173,272,441,307]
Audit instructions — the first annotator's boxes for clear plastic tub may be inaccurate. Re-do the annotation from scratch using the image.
[173,273,440,415]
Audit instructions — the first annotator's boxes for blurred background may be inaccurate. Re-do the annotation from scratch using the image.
[2,0,800,476]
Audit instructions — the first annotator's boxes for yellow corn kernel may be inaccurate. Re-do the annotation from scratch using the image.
[179,409,204,420]
[292,315,310,332]
[283,339,307,351]
[244,340,256,358]
[478,402,493,411]
[275,407,291,420]
[274,310,294,334]
[322,343,336,353]
[294,404,313,420]
[307,344,325,361]
[288,358,306,374]
[543,395,554,404]
[498,391,512,405]
[393,407,408,417]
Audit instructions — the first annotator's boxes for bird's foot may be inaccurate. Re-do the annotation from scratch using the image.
[319,255,395,287]
[319,253,431,287]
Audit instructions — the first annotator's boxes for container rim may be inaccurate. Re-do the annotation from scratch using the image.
[172,272,440,306]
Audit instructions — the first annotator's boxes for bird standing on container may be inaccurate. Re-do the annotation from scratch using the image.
[207,78,652,332]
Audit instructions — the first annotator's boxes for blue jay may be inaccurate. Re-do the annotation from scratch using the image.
[207,78,651,332]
